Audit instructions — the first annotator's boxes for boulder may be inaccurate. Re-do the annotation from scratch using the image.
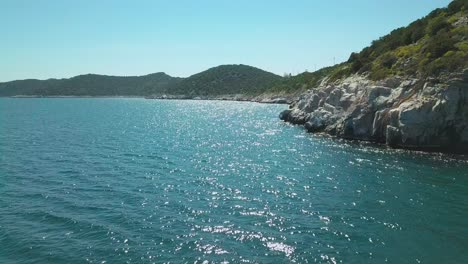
[279,110,291,121]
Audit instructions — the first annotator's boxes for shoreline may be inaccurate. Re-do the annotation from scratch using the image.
[4,95,294,105]
[145,97,291,105]
[4,94,468,156]
[144,94,295,104]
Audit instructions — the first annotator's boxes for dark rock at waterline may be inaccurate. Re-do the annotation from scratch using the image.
[279,110,291,121]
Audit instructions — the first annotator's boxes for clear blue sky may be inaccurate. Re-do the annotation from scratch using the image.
[0,0,451,81]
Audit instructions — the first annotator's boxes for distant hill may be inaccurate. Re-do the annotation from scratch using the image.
[0,72,180,96]
[164,64,282,96]
[0,65,281,97]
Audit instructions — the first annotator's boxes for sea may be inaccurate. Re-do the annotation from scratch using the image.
[0,98,467,263]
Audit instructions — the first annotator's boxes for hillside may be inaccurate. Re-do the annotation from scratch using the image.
[270,0,468,93]
[346,0,468,80]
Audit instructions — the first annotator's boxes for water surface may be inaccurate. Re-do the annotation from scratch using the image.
[0,98,467,263]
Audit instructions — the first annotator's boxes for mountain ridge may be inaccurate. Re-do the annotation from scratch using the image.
[0,64,282,97]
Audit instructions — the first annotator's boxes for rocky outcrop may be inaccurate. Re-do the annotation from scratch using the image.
[280,69,468,153]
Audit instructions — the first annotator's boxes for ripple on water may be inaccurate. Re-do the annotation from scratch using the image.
[0,98,467,264]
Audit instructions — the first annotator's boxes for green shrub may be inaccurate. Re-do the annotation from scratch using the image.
[456,40,468,52]
[427,14,451,36]
[420,50,467,76]
[395,42,423,58]
[424,31,456,59]
[380,53,398,69]
[448,0,468,14]
[369,68,390,80]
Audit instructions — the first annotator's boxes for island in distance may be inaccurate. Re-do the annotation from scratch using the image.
[0,64,292,104]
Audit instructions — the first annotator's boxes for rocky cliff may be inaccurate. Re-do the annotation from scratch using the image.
[280,69,468,153]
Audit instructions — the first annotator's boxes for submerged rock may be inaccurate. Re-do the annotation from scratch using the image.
[279,69,468,153]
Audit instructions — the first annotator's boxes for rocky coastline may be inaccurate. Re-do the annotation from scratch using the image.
[280,69,468,153]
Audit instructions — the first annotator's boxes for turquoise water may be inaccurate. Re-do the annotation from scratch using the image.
[0,98,467,264]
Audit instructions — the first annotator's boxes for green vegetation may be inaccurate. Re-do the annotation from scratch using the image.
[0,73,180,96]
[266,65,348,94]
[165,64,281,96]
[0,65,280,97]
[268,0,468,93]
[347,0,468,79]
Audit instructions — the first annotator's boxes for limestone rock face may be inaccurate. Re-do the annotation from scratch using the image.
[279,69,468,153]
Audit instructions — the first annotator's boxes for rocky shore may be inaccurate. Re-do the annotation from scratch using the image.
[280,69,468,153]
